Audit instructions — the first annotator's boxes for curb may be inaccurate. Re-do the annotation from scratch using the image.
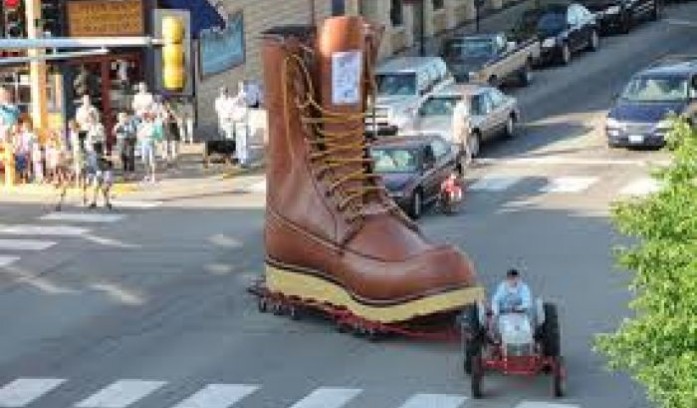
[0,181,139,198]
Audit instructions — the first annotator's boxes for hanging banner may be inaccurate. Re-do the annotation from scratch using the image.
[199,11,245,78]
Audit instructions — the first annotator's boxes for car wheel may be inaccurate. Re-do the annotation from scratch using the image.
[487,75,499,88]
[469,131,482,158]
[504,116,516,139]
[519,61,533,86]
[408,189,423,220]
[559,43,571,65]
[588,29,599,51]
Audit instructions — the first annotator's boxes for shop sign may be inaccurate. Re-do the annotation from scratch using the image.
[199,11,245,77]
[68,0,144,37]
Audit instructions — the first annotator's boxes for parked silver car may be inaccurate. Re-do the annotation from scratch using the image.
[407,83,520,157]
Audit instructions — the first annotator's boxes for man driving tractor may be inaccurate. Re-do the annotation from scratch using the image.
[491,268,532,319]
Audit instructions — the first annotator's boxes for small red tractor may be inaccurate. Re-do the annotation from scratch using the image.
[458,300,566,398]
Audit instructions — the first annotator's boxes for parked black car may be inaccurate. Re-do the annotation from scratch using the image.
[512,2,600,65]
[580,0,661,34]
[606,57,697,148]
[370,134,463,219]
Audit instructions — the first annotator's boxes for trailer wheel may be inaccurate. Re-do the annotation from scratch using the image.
[461,304,484,375]
[542,302,561,357]
[552,356,566,397]
[470,353,484,398]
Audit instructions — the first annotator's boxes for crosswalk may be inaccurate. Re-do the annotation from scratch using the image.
[241,174,661,199]
[0,377,581,408]
[0,200,160,270]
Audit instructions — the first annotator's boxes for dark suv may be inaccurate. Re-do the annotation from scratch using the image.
[606,57,697,148]
[581,0,662,34]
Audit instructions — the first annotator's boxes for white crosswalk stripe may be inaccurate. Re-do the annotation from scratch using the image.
[0,239,56,251]
[0,224,89,237]
[514,402,580,408]
[110,200,163,209]
[397,393,468,408]
[0,378,65,407]
[170,384,259,408]
[469,176,523,192]
[41,213,125,223]
[75,380,167,408]
[0,256,20,267]
[540,177,598,193]
[288,387,362,408]
[619,177,661,197]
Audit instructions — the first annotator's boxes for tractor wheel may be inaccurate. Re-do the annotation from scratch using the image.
[461,303,484,375]
[470,353,484,398]
[552,356,566,397]
[542,302,561,357]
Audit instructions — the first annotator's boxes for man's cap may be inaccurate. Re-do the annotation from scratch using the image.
[506,268,519,278]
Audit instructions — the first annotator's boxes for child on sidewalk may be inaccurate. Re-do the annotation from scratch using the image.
[84,146,114,210]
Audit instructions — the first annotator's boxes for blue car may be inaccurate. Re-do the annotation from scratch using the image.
[606,58,697,148]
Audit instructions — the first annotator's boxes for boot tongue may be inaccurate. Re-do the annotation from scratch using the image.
[315,17,380,213]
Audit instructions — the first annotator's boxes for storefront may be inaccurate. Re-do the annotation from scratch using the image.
[62,0,149,147]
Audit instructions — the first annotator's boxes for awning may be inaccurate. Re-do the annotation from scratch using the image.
[160,0,226,38]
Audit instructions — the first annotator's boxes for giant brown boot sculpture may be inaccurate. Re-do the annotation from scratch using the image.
[261,16,483,324]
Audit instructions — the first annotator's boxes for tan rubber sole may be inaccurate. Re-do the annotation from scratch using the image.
[265,263,485,323]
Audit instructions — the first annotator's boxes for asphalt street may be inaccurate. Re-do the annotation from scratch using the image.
[2,3,696,407]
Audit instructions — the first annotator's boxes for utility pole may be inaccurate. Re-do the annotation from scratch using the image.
[26,0,48,136]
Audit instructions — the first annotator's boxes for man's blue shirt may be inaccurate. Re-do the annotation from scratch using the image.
[491,281,532,316]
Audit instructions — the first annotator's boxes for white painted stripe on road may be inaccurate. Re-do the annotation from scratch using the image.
[110,200,163,209]
[476,156,669,167]
[41,213,124,223]
[0,239,56,251]
[75,380,166,408]
[469,176,522,192]
[0,256,20,267]
[397,393,468,408]
[619,178,661,196]
[0,378,65,407]
[540,176,598,193]
[288,387,362,408]
[170,384,259,408]
[0,224,89,237]
[514,402,580,408]
[247,180,266,193]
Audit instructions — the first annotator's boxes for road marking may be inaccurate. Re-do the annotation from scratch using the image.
[288,387,362,408]
[75,380,166,408]
[0,225,89,237]
[247,180,266,193]
[397,393,468,408]
[110,200,163,209]
[469,176,522,192]
[0,378,65,407]
[0,256,20,267]
[0,239,56,251]
[619,178,661,196]
[41,213,124,223]
[540,176,598,193]
[476,156,669,167]
[170,384,259,408]
[514,402,580,408]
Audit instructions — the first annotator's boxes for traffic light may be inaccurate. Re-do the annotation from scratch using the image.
[161,16,186,91]
[2,0,25,38]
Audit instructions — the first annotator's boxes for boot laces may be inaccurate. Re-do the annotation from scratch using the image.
[281,47,411,230]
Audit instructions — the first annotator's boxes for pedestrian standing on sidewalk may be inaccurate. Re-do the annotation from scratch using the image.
[162,97,181,168]
[132,82,154,120]
[152,95,168,161]
[232,81,250,167]
[75,95,100,149]
[45,132,62,183]
[84,143,114,210]
[0,87,19,144]
[15,121,35,184]
[113,112,137,179]
[86,115,106,156]
[215,87,235,141]
[31,136,44,184]
[67,119,84,187]
[137,112,157,183]
[178,98,195,144]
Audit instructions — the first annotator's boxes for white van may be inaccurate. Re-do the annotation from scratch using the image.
[366,56,454,136]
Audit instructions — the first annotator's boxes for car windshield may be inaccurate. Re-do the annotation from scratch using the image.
[443,38,496,59]
[376,73,418,96]
[370,147,419,173]
[621,76,689,102]
[420,96,461,116]
[521,10,566,34]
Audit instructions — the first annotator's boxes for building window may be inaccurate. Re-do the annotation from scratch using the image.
[332,0,345,15]
[390,0,403,26]
[433,0,445,10]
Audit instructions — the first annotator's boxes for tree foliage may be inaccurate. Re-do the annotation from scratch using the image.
[596,117,697,408]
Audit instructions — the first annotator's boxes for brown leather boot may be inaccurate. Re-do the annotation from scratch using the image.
[261,16,483,324]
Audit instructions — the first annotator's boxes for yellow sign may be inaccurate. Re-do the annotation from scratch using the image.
[68,0,144,37]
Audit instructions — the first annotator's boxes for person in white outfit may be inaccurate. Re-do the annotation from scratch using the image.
[132,82,154,120]
[215,87,234,141]
[231,81,250,167]
[452,98,472,167]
